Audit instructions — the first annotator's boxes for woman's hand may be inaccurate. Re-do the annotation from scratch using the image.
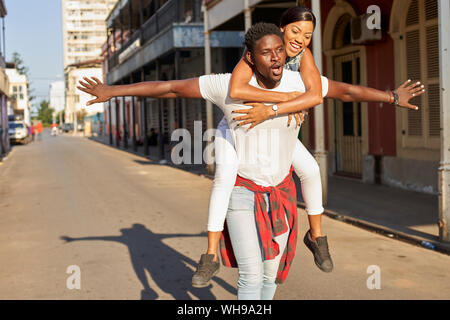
[394,79,426,110]
[232,102,273,130]
[77,77,112,105]
[287,111,307,127]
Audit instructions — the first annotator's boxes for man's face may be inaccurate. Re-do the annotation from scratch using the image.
[247,34,287,87]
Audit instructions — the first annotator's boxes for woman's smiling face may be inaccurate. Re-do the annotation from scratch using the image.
[281,20,314,57]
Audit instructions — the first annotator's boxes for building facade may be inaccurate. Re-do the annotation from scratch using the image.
[62,0,119,66]
[205,0,444,194]
[49,81,65,123]
[6,66,30,126]
[64,60,103,126]
[0,0,8,161]
[62,0,119,128]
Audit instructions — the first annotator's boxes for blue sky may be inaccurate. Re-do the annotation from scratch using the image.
[5,0,63,111]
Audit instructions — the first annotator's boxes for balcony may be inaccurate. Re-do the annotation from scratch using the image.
[106,0,244,84]
[107,0,202,71]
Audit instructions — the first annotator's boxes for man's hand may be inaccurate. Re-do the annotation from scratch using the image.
[232,102,273,130]
[394,79,425,110]
[77,77,112,106]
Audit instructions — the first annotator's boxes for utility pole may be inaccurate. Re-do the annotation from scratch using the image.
[244,0,252,32]
[203,1,214,174]
[311,0,328,205]
[438,0,450,242]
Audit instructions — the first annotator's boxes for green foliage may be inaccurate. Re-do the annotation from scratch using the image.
[37,100,54,126]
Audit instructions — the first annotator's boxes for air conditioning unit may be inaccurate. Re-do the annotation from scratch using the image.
[351,14,382,44]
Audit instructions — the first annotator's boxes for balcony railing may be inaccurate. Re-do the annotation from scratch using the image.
[108,0,202,71]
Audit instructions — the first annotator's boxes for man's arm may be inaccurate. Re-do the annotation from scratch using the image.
[77,77,202,105]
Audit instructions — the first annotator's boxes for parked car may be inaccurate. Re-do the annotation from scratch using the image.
[9,121,29,144]
[62,123,74,132]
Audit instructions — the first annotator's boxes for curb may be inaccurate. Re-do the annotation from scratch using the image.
[87,136,450,256]
[306,204,450,256]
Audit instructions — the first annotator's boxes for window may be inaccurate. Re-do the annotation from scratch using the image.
[9,122,24,129]
[403,0,440,148]
[13,86,17,92]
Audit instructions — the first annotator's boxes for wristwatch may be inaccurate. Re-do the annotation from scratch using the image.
[272,104,279,117]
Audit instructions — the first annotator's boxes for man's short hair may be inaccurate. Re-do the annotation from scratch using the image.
[245,22,284,53]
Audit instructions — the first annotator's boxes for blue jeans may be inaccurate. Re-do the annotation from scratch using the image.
[226,186,290,300]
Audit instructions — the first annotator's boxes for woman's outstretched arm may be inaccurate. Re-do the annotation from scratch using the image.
[326,79,424,110]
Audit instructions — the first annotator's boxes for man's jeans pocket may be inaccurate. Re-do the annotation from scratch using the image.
[227,187,255,212]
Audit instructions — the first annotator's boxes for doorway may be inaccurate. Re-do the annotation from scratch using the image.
[333,52,362,177]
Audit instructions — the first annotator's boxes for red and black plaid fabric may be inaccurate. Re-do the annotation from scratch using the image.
[219,167,298,284]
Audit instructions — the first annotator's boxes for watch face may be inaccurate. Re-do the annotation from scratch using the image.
[273,105,278,111]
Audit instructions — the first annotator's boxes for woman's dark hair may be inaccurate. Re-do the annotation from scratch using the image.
[280,6,316,30]
[244,22,284,53]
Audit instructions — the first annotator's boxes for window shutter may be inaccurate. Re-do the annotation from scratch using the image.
[425,3,440,138]
[406,29,423,136]
[428,84,440,137]
[406,0,419,26]
[425,0,438,21]
[426,25,440,78]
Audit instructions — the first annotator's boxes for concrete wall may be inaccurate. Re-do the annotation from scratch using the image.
[382,156,439,194]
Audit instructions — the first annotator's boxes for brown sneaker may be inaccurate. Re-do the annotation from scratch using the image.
[192,254,220,288]
[303,230,334,273]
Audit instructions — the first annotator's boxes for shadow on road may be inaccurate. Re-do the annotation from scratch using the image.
[60,223,236,300]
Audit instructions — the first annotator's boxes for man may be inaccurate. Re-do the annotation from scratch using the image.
[36,122,43,141]
[79,23,319,300]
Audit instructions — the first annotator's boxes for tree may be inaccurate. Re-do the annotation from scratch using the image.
[37,100,54,126]
[11,51,35,103]
[76,109,87,122]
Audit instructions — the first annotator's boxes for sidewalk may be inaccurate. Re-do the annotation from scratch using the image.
[88,133,450,255]
[295,176,450,255]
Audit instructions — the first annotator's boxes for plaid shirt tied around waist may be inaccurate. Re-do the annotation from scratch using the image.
[220,167,298,284]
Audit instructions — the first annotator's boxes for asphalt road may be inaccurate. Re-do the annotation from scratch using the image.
[0,130,449,300]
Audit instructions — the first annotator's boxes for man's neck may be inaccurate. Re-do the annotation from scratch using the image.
[254,70,282,89]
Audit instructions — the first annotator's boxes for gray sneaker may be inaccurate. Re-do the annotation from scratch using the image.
[303,230,334,273]
[192,254,220,288]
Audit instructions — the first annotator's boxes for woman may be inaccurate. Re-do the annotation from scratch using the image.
[192,6,424,289]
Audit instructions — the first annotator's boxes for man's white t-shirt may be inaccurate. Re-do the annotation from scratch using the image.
[199,70,328,187]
